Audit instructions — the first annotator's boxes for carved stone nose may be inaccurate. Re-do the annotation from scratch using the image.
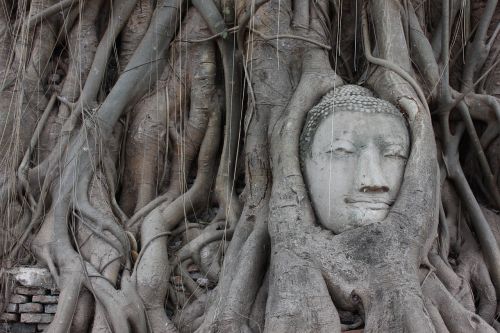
[357,146,389,193]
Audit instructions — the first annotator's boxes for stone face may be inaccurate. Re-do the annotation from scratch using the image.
[0,312,19,322]
[20,313,53,324]
[303,111,409,234]
[44,305,57,314]
[31,295,58,304]
[10,295,29,304]
[19,303,44,313]
[15,287,46,296]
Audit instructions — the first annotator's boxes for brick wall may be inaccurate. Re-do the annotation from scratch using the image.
[1,267,58,333]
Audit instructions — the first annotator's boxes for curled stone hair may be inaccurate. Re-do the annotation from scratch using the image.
[299,84,407,160]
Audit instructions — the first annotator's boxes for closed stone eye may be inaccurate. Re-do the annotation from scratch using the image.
[383,151,407,159]
[335,147,354,155]
[326,147,354,155]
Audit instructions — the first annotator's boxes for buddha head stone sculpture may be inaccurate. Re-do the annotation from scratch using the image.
[300,85,409,234]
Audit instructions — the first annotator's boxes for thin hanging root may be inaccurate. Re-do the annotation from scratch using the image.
[405,2,440,94]
[132,231,171,272]
[119,0,154,69]
[175,260,203,298]
[51,255,148,333]
[122,92,168,215]
[102,154,128,223]
[49,270,85,333]
[423,298,449,333]
[217,212,269,331]
[434,56,500,117]
[17,92,57,208]
[173,228,233,266]
[9,163,55,262]
[133,99,221,332]
[56,0,103,122]
[466,254,496,322]
[190,0,243,228]
[456,101,500,208]
[74,169,129,257]
[124,11,215,225]
[191,221,225,280]
[168,284,188,309]
[86,265,148,333]
[438,201,451,261]
[191,0,228,37]
[443,136,500,302]
[176,26,239,43]
[292,0,309,28]
[214,37,243,228]
[127,38,216,232]
[126,190,176,231]
[173,292,208,331]
[422,272,496,333]
[480,122,499,149]
[436,25,500,297]
[462,0,498,89]
[429,253,473,310]
[37,0,139,204]
[171,223,203,237]
[72,211,123,258]
[249,27,332,50]
[77,0,138,106]
[126,231,138,252]
[361,4,429,115]
[236,0,269,50]
[26,0,80,29]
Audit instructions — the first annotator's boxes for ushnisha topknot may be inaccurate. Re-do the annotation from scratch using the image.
[299,84,406,159]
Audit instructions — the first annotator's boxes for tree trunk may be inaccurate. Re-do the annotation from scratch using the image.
[1,0,500,332]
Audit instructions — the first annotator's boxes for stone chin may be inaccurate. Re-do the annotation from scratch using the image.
[324,206,390,234]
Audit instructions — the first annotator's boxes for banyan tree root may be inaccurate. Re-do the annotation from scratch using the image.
[1,0,500,332]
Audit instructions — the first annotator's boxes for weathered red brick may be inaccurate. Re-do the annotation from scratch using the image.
[5,303,18,313]
[31,295,58,304]
[15,287,46,296]
[10,295,29,304]
[0,323,36,333]
[4,322,37,333]
[0,312,19,322]
[19,303,43,313]
[44,304,57,314]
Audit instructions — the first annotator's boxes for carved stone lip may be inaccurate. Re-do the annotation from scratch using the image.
[344,196,393,208]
